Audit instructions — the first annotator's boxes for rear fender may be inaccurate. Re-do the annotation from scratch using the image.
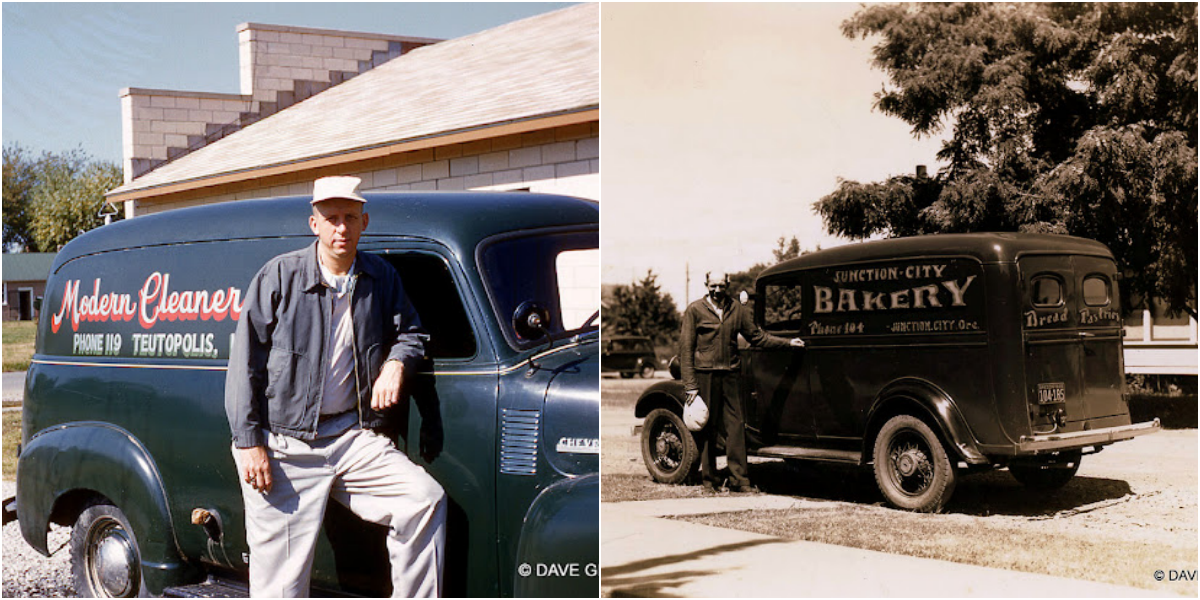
[865,379,989,465]
[16,422,189,593]
[512,474,599,596]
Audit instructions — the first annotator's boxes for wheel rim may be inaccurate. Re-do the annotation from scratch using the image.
[650,419,685,472]
[86,516,139,597]
[886,430,935,497]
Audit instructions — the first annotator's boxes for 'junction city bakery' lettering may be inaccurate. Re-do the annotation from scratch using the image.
[51,273,244,333]
[815,269,976,314]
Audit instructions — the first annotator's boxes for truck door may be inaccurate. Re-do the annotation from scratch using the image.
[748,277,812,443]
[374,247,499,597]
[1073,256,1126,420]
[1019,254,1124,434]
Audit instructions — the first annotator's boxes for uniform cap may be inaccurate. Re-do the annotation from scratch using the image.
[311,176,366,204]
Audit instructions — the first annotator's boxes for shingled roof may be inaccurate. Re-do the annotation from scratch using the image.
[108,3,598,199]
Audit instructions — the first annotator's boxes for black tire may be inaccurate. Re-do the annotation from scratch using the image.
[1009,451,1081,491]
[71,503,151,598]
[873,415,957,513]
[619,372,634,379]
[641,408,699,484]
[639,362,656,379]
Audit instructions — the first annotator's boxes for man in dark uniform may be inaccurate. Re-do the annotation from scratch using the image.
[680,271,804,493]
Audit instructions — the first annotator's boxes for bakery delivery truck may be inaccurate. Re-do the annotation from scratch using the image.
[636,233,1160,512]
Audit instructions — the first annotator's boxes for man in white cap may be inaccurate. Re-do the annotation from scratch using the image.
[679,270,804,493]
[226,176,446,597]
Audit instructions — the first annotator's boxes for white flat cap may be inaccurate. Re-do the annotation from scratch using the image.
[311,176,366,204]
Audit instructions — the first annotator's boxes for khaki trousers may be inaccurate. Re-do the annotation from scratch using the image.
[234,418,446,598]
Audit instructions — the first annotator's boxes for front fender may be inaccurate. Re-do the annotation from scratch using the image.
[512,474,598,597]
[633,380,689,419]
[866,379,989,465]
[16,422,190,593]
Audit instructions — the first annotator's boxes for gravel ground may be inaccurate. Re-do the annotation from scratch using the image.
[2,482,73,598]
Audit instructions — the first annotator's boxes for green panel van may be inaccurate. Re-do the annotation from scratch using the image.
[9,192,599,597]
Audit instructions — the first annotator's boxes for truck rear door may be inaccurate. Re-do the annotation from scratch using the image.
[1019,254,1125,434]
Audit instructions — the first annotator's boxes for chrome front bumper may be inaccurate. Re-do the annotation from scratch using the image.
[1017,418,1161,453]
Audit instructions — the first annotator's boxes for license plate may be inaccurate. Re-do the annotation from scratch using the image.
[1037,382,1066,404]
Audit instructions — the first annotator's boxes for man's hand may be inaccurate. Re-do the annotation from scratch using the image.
[371,359,404,411]
[685,389,699,405]
[420,422,443,463]
[240,446,272,493]
[789,338,806,348]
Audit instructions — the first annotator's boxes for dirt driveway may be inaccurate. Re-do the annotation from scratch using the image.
[602,375,1198,594]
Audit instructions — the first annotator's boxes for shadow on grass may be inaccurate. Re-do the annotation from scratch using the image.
[749,460,1134,518]
[602,538,786,597]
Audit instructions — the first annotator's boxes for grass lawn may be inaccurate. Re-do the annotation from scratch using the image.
[677,504,1196,595]
[3,321,36,372]
[3,410,19,481]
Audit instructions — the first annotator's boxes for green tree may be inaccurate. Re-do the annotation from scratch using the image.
[3,144,41,251]
[728,236,818,298]
[3,145,124,252]
[604,270,681,348]
[817,2,1197,318]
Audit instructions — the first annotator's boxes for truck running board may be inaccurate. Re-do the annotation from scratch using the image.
[755,446,861,465]
[163,579,247,598]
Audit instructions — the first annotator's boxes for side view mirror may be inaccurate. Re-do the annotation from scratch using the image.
[512,301,551,342]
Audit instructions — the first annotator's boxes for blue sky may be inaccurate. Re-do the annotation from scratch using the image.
[2,2,573,165]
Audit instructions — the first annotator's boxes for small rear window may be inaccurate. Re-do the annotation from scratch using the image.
[1031,276,1063,307]
[763,283,804,332]
[1083,275,1111,306]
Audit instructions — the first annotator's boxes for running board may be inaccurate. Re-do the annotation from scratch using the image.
[755,446,861,465]
[163,579,247,598]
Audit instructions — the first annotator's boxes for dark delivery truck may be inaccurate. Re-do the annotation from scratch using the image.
[637,233,1160,513]
[8,192,600,597]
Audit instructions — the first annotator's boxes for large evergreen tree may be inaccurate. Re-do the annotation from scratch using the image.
[817,3,1197,318]
[604,271,681,348]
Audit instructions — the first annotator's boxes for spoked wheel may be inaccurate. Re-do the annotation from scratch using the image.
[873,415,956,513]
[71,503,150,598]
[641,408,698,484]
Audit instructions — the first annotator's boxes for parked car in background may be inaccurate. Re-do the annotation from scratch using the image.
[636,233,1160,512]
[9,192,599,597]
[602,335,658,378]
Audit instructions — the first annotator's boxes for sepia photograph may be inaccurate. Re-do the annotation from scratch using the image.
[600,3,1196,597]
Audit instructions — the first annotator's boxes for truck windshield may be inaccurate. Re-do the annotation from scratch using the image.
[479,228,599,349]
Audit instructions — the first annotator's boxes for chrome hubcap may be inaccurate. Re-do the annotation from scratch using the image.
[889,437,933,495]
[653,423,683,470]
[89,519,137,597]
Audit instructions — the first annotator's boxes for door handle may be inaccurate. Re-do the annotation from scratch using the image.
[1078,332,1095,338]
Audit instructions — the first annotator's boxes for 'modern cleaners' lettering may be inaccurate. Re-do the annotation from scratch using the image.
[51,273,243,333]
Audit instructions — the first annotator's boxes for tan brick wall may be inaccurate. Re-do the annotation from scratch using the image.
[121,23,438,183]
[120,89,253,183]
[135,124,599,216]
[238,23,435,103]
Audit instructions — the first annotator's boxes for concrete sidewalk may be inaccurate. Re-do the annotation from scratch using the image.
[601,496,1171,598]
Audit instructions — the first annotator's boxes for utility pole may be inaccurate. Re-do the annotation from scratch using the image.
[685,262,690,306]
